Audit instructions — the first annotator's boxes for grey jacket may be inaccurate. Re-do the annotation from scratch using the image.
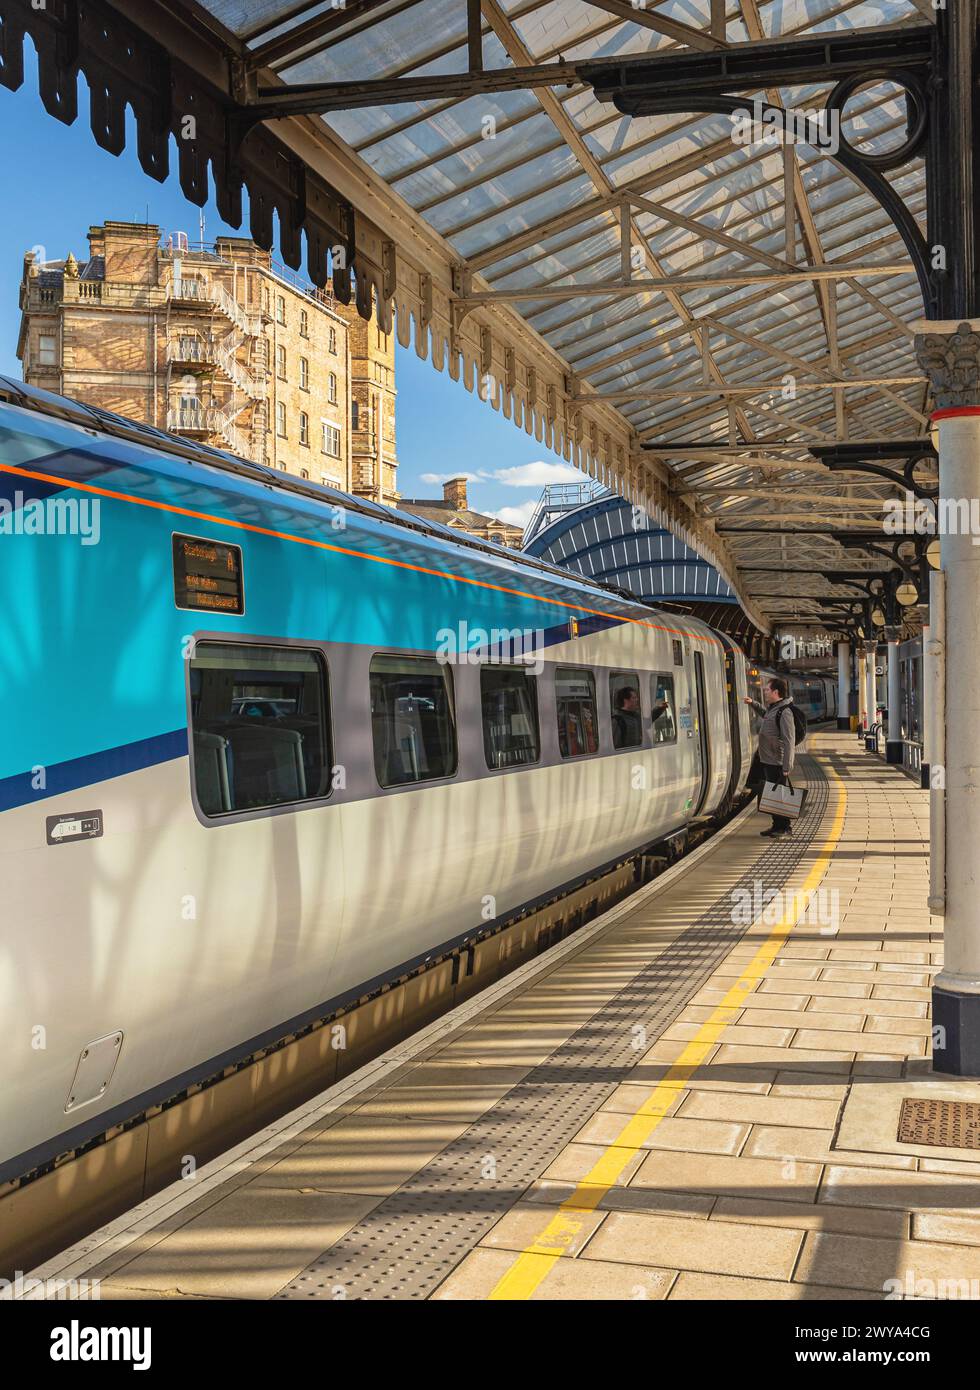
[749,697,796,775]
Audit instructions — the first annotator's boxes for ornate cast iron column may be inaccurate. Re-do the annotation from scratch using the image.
[916,322,980,1074]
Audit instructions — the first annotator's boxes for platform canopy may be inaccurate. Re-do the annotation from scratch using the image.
[2,0,942,635]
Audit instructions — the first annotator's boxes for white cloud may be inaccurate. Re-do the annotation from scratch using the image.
[492,461,583,488]
[418,470,486,485]
[490,500,538,529]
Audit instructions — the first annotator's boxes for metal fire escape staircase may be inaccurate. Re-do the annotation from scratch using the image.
[166,270,266,462]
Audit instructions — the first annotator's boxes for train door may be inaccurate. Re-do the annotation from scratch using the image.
[691,650,712,815]
[720,636,743,805]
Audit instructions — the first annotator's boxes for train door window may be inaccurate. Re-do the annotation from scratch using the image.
[556,667,599,758]
[189,643,331,816]
[746,668,764,734]
[651,673,677,744]
[609,672,642,749]
[370,655,457,787]
[481,666,540,769]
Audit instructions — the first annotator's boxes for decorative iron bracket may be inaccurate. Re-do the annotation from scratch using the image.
[581,18,978,321]
[809,441,939,501]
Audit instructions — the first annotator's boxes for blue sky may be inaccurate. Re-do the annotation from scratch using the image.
[0,61,583,528]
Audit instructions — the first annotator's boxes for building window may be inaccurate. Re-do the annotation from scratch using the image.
[299,411,309,447]
[276,344,286,380]
[370,655,457,787]
[277,401,286,437]
[651,674,677,744]
[175,384,202,429]
[610,672,643,749]
[481,667,540,770]
[38,333,57,366]
[300,308,309,338]
[188,642,331,816]
[328,371,338,404]
[351,400,359,430]
[329,327,337,354]
[276,295,286,325]
[321,422,341,458]
[299,356,309,391]
[300,468,309,479]
[556,667,598,758]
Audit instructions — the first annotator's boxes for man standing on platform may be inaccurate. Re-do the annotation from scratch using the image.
[745,677,797,838]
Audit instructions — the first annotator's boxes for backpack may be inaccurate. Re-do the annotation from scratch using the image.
[783,703,807,746]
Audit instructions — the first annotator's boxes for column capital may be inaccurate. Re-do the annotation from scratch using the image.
[914,321,980,409]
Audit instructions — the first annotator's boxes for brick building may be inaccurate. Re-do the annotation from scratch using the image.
[17,221,398,503]
[346,293,399,505]
[399,477,524,548]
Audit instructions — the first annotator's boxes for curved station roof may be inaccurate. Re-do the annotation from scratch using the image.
[523,487,762,643]
[3,0,940,637]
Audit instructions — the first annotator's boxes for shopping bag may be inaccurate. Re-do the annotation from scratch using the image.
[758,779,808,820]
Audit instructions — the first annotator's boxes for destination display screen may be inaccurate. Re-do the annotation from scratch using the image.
[172,533,244,614]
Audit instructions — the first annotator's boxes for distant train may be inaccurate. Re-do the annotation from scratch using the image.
[789,673,839,724]
[748,665,838,726]
[0,376,767,1187]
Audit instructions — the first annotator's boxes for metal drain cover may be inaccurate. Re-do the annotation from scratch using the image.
[898,1098,980,1150]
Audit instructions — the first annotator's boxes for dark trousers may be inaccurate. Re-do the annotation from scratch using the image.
[761,763,791,832]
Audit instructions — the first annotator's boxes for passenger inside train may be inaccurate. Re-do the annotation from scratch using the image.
[611,683,643,748]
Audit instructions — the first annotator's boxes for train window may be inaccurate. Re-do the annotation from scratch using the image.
[651,674,677,745]
[609,672,642,749]
[556,667,599,758]
[188,643,331,816]
[672,639,684,666]
[370,655,457,787]
[481,666,540,770]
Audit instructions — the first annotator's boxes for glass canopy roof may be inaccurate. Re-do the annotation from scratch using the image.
[147,0,938,628]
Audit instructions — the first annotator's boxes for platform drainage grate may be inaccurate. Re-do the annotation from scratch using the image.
[898,1098,980,1150]
[276,758,830,1299]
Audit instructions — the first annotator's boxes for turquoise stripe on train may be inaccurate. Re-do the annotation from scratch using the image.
[0,403,614,779]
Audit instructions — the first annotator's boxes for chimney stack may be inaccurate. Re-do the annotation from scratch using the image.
[443,476,468,509]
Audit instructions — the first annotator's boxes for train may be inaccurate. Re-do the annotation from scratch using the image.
[748,665,839,726]
[0,375,786,1187]
[789,673,839,724]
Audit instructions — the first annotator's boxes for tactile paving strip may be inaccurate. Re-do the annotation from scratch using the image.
[277,759,830,1299]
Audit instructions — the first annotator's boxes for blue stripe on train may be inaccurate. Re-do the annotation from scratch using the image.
[0,621,621,812]
[482,610,622,657]
[0,728,188,814]
[0,616,625,814]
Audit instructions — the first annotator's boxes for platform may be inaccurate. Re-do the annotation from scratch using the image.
[28,730,979,1303]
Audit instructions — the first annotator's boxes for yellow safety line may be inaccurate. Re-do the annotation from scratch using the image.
[487,752,847,1300]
